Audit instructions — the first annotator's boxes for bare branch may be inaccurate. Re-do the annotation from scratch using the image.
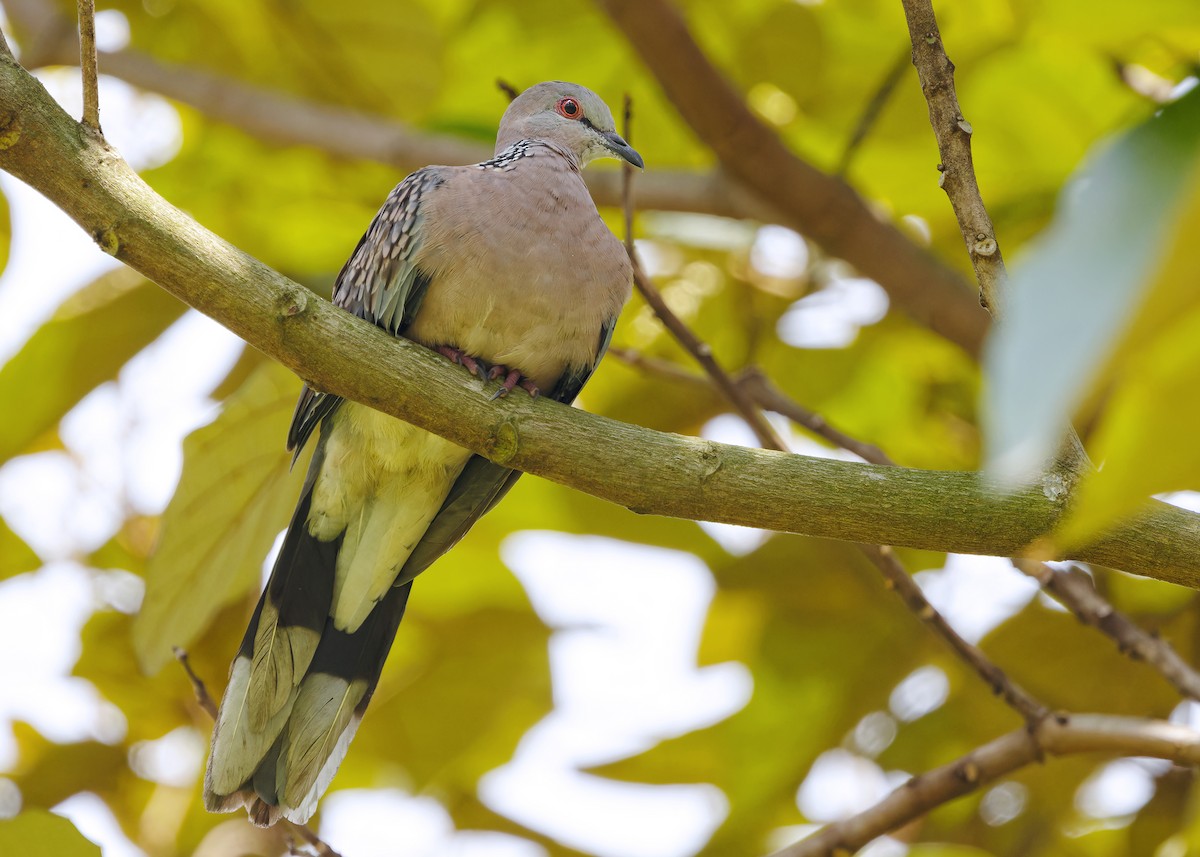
[862,544,1048,723]
[172,646,218,718]
[771,713,1200,857]
[615,340,1200,710]
[620,98,788,452]
[75,0,100,132]
[1014,559,1200,701]
[495,78,520,102]
[596,0,989,356]
[737,369,896,467]
[899,0,1005,312]
[894,1,1191,698]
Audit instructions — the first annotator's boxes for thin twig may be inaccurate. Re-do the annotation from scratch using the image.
[836,49,911,177]
[737,368,896,466]
[496,78,519,102]
[173,645,218,718]
[899,0,1004,313]
[618,97,788,452]
[862,544,1048,723]
[609,348,898,466]
[1013,559,1200,700]
[173,647,343,856]
[76,0,100,133]
[770,713,1200,857]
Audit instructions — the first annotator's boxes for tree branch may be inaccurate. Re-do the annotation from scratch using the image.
[862,544,1048,722]
[899,0,1006,314]
[620,97,787,452]
[770,713,1200,857]
[617,346,1200,706]
[0,52,1198,584]
[894,3,1187,695]
[1014,559,1200,700]
[75,0,99,133]
[595,0,990,356]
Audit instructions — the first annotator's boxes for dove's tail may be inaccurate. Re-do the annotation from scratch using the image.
[202,471,411,826]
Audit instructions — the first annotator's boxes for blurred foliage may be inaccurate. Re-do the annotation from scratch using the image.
[0,0,1198,855]
[0,269,186,465]
[0,808,101,857]
[0,188,9,278]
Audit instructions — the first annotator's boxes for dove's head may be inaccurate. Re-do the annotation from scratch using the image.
[495,81,644,169]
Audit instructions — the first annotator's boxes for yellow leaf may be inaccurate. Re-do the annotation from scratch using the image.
[0,270,186,464]
[0,810,101,857]
[133,361,305,674]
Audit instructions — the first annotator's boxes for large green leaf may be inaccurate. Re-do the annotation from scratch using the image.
[1057,165,1200,544]
[0,269,186,465]
[0,810,101,857]
[984,86,1200,480]
[132,361,304,674]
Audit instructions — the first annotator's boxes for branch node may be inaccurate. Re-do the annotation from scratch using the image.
[276,289,309,320]
[93,226,120,256]
[972,237,998,257]
[0,112,19,150]
[489,419,521,465]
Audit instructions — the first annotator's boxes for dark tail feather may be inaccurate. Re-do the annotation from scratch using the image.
[203,546,412,825]
[202,469,336,815]
[258,581,412,823]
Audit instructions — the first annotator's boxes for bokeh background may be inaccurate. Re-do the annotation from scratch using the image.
[1,0,1200,855]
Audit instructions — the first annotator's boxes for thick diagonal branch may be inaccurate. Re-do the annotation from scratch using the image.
[1,53,1198,585]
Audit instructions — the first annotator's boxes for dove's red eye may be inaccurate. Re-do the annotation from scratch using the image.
[556,98,582,119]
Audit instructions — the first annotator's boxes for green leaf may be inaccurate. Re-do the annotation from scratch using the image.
[0,269,186,465]
[132,361,305,674]
[1057,164,1200,544]
[0,187,10,278]
[0,810,101,857]
[0,514,39,581]
[984,87,1200,480]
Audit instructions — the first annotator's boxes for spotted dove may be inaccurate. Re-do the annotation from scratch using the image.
[203,81,642,825]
